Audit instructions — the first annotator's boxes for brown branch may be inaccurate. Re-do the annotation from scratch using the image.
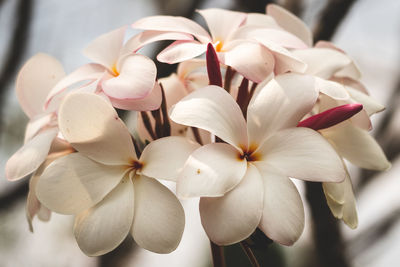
[0,181,28,211]
[210,241,226,267]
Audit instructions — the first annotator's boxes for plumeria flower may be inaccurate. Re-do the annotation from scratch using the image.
[132,8,308,82]
[44,27,183,111]
[6,53,68,181]
[170,73,346,245]
[36,92,199,256]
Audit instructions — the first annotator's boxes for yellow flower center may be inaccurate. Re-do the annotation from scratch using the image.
[111,63,120,76]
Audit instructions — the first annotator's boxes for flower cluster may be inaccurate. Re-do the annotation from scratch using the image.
[6,4,390,257]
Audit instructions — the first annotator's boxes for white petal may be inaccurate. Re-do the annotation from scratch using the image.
[157,40,207,64]
[292,48,351,79]
[16,53,65,118]
[177,143,247,197]
[197,8,246,41]
[58,92,136,165]
[245,13,280,28]
[109,81,162,111]
[139,136,200,181]
[24,113,53,143]
[6,128,58,181]
[74,178,134,256]
[170,85,248,150]
[103,54,156,100]
[346,86,385,116]
[199,164,263,245]
[83,26,126,68]
[36,153,126,215]
[255,165,304,245]
[316,77,349,100]
[247,73,318,145]
[266,4,313,47]
[132,16,211,43]
[131,176,185,253]
[256,127,345,182]
[321,122,391,171]
[219,40,274,83]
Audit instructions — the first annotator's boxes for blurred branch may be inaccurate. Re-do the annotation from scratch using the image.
[313,0,357,42]
[281,0,303,16]
[234,0,275,13]
[0,181,28,211]
[306,182,350,267]
[0,0,33,135]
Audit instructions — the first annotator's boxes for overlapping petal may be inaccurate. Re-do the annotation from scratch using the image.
[74,178,134,256]
[131,176,185,253]
[157,40,207,64]
[199,164,263,245]
[177,143,247,197]
[256,127,345,182]
[58,92,136,165]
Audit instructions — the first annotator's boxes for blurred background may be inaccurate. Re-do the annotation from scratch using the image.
[0,0,399,266]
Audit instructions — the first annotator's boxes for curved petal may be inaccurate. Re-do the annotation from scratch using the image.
[266,4,313,47]
[219,40,275,83]
[45,63,105,109]
[74,178,134,256]
[139,136,200,181]
[132,15,211,43]
[83,26,127,68]
[292,48,351,79]
[170,85,248,150]
[197,8,246,41]
[16,53,65,118]
[255,165,305,246]
[109,81,162,111]
[36,152,126,215]
[157,40,207,64]
[316,77,349,100]
[103,54,156,100]
[245,13,279,28]
[24,113,53,143]
[199,164,263,245]
[131,176,185,253]
[121,30,193,55]
[6,128,58,181]
[247,73,318,145]
[177,143,247,197]
[58,92,136,165]
[346,86,385,116]
[256,127,345,182]
[321,122,391,171]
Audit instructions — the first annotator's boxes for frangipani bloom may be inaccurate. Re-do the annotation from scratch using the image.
[170,73,346,245]
[36,92,199,255]
[6,53,67,181]
[45,27,166,111]
[132,8,307,82]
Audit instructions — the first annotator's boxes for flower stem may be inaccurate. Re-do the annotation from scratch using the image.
[240,241,261,267]
[210,241,226,267]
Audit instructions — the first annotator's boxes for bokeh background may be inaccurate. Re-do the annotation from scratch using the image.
[0,0,399,266]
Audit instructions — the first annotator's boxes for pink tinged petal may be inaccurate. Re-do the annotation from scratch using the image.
[197,8,246,42]
[157,40,207,64]
[83,26,127,69]
[247,73,318,145]
[109,79,162,111]
[36,153,126,215]
[131,176,185,253]
[219,41,275,83]
[58,92,136,165]
[16,53,65,118]
[315,77,349,100]
[24,113,53,143]
[139,136,200,181]
[132,15,211,43]
[266,4,313,47]
[321,122,391,171]
[199,164,264,245]
[255,165,304,246]
[206,43,223,86]
[102,54,156,100]
[45,63,105,109]
[346,86,385,116]
[298,103,363,131]
[292,48,351,79]
[122,30,193,55]
[177,143,247,197]
[245,13,280,28]
[74,178,134,256]
[256,127,346,182]
[170,85,248,149]
[6,128,58,181]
